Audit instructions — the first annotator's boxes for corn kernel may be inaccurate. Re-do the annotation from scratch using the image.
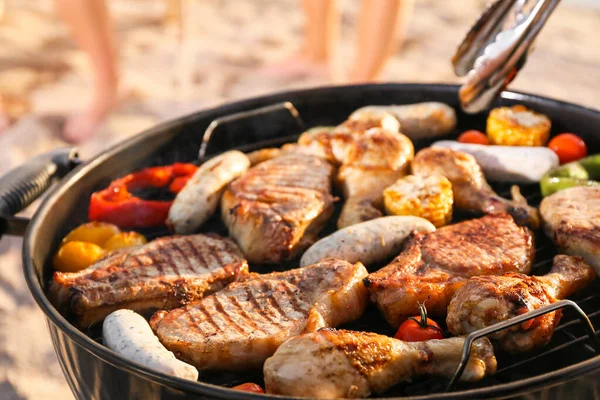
[384,175,453,227]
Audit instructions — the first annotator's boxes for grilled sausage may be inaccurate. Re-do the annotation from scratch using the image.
[350,102,457,139]
[168,150,250,234]
[300,216,435,267]
[246,148,282,166]
[103,309,199,380]
[433,140,559,182]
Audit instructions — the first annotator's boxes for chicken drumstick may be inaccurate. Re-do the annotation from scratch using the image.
[412,147,539,228]
[264,328,497,398]
[447,255,596,353]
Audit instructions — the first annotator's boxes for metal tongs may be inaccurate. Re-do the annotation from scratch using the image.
[454,0,561,113]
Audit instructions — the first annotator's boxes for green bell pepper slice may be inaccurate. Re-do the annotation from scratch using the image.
[540,154,600,197]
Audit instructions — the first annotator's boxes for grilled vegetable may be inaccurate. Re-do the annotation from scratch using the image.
[458,130,489,145]
[540,154,600,197]
[103,231,147,251]
[232,383,265,393]
[487,105,551,146]
[62,222,121,246]
[383,175,453,227]
[53,241,105,273]
[103,310,198,380]
[168,151,250,234]
[394,303,444,342]
[54,222,147,272]
[548,133,588,164]
[432,141,559,183]
[89,163,198,228]
[350,102,457,139]
[300,216,435,267]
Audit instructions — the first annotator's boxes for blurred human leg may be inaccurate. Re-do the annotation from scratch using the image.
[348,0,414,83]
[0,95,8,132]
[55,0,118,143]
[259,0,338,79]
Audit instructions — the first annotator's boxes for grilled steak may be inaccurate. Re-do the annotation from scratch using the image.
[150,258,368,370]
[364,214,534,327]
[221,153,335,264]
[50,234,248,328]
[540,186,600,274]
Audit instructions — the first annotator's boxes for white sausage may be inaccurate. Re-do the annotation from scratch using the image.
[168,150,250,234]
[300,216,435,267]
[350,102,457,139]
[103,310,198,380]
[432,140,559,183]
[246,148,282,166]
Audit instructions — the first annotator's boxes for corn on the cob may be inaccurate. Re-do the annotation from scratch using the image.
[383,175,453,227]
[487,105,551,146]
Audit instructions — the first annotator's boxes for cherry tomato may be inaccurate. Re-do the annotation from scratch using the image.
[232,383,264,394]
[394,303,444,342]
[548,133,588,164]
[458,130,489,145]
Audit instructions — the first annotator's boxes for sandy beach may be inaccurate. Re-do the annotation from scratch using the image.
[0,0,598,398]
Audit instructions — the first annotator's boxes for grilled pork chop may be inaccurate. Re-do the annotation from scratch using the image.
[150,258,368,370]
[264,329,496,398]
[540,186,600,274]
[447,255,595,353]
[50,234,248,328]
[412,147,539,228]
[364,214,534,327]
[221,153,335,264]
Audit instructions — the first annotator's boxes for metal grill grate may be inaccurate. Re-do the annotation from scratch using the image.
[83,100,600,397]
[195,102,600,395]
[402,183,600,397]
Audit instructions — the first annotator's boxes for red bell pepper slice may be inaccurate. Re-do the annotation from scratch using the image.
[88,163,197,228]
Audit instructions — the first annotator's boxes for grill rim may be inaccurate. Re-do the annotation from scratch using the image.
[22,83,600,400]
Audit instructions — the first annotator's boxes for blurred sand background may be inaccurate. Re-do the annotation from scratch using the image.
[0,0,598,399]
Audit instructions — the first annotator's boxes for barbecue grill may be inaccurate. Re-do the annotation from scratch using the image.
[2,84,600,399]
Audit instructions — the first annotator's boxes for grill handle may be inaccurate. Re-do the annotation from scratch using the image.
[446,299,600,391]
[0,147,80,238]
[198,101,305,159]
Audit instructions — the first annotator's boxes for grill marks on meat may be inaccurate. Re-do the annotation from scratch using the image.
[49,234,248,328]
[263,329,497,398]
[447,255,596,353]
[222,153,335,264]
[150,258,368,370]
[364,214,534,327]
[155,280,310,370]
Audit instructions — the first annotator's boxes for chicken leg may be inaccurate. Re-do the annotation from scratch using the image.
[264,328,497,398]
[411,147,539,228]
[447,255,596,353]
[365,214,534,328]
[294,112,414,228]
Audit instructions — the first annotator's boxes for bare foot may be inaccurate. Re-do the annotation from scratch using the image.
[257,55,330,81]
[61,89,117,144]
